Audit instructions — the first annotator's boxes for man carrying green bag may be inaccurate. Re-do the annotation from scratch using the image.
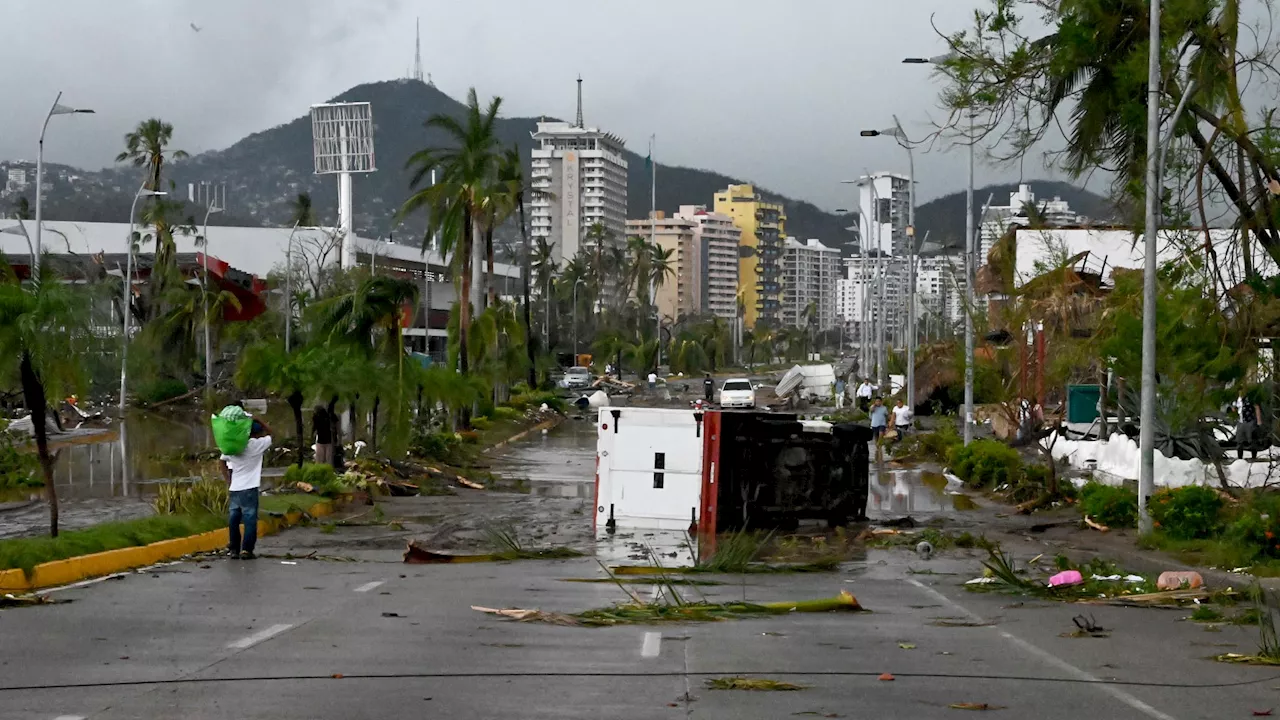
[213,404,273,559]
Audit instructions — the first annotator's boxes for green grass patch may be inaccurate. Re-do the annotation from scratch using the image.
[0,513,224,575]
[260,493,328,515]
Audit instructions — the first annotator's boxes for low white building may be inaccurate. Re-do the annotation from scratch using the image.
[0,219,522,359]
[979,183,1086,263]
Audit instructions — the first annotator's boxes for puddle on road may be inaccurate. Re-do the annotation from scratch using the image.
[868,468,976,516]
[486,418,598,498]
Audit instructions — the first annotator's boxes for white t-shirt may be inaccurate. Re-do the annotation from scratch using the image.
[892,406,913,428]
[857,383,874,398]
[647,373,657,383]
[221,436,272,491]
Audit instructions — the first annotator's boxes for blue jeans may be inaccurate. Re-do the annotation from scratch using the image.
[228,488,260,554]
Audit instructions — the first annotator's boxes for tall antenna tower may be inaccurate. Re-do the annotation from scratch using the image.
[413,17,424,83]
[575,75,583,128]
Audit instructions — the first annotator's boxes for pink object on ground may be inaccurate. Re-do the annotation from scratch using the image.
[1156,571,1204,590]
[1048,570,1084,587]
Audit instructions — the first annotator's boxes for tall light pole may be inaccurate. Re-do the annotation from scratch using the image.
[120,185,166,414]
[284,222,301,353]
[1138,0,1162,536]
[860,123,916,408]
[201,199,223,404]
[904,52,976,445]
[35,92,94,274]
[573,277,585,357]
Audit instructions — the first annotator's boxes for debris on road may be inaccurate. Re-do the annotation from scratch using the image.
[1157,571,1204,590]
[705,677,806,691]
[949,702,1004,711]
[1083,516,1109,532]
[472,591,864,627]
[0,593,69,608]
[878,673,895,681]
[1049,570,1084,587]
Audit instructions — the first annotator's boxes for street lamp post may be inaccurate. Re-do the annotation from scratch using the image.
[1138,0,1162,535]
[903,52,976,445]
[573,277,585,357]
[119,185,166,414]
[201,201,223,404]
[860,122,916,408]
[35,92,94,275]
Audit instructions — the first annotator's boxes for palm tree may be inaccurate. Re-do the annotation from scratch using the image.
[497,145,538,387]
[531,236,557,348]
[235,342,318,467]
[625,236,652,310]
[0,264,86,536]
[401,88,503,377]
[290,192,317,227]
[117,119,188,323]
[649,243,676,310]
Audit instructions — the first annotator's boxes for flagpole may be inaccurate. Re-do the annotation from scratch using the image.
[651,134,660,372]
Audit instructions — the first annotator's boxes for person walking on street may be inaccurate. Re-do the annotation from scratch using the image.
[869,397,888,439]
[703,373,715,403]
[835,378,846,409]
[647,370,658,390]
[220,416,273,559]
[1238,391,1262,460]
[856,379,874,411]
[892,398,914,439]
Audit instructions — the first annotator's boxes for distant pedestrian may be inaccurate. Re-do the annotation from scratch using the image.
[856,380,874,411]
[892,398,914,438]
[869,397,888,440]
[220,416,273,560]
[1238,392,1262,460]
[312,405,334,467]
[704,373,714,402]
[647,371,658,390]
[835,378,846,409]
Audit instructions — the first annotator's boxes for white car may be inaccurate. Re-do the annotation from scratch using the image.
[718,378,756,409]
[559,366,592,390]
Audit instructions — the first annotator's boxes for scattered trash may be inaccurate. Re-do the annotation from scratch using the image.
[0,593,69,608]
[1083,516,1109,533]
[1157,571,1204,591]
[455,476,485,490]
[280,561,298,565]
[381,612,402,618]
[472,591,864,627]
[916,541,934,560]
[331,673,344,679]
[965,577,999,585]
[1048,570,1084,587]
[929,619,995,628]
[1217,653,1280,666]
[1090,574,1121,581]
[949,702,1004,711]
[1124,575,1145,583]
[898,643,917,650]
[706,677,806,691]
[878,673,895,681]
[1252,709,1273,716]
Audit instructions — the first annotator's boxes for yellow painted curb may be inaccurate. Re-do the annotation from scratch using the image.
[0,498,339,593]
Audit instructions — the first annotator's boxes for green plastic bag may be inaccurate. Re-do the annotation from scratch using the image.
[211,405,253,456]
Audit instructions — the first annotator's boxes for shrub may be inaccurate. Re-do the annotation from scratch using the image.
[135,377,188,405]
[412,430,461,460]
[1149,486,1224,540]
[490,406,522,421]
[948,439,1022,488]
[459,430,480,444]
[1223,491,1280,559]
[893,423,962,462]
[508,390,567,414]
[284,462,345,496]
[0,427,39,491]
[1079,482,1138,528]
[152,476,229,516]
[470,416,493,431]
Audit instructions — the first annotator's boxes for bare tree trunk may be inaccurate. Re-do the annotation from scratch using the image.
[518,195,536,388]
[21,352,58,537]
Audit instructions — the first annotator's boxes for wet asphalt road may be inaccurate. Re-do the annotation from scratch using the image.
[5,421,1278,718]
[2,547,1275,719]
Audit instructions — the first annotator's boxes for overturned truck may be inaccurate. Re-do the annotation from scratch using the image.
[594,408,871,560]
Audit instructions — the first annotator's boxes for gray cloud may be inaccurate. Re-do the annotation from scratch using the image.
[1,0,1074,212]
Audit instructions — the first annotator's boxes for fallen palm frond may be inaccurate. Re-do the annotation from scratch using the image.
[611,557,841,575]
[472,590,864,627]
[482,524,584,561]
[558,577,723,586]
[705,677,807,691]
[404,539,582,564]
[1215,652,1280,666]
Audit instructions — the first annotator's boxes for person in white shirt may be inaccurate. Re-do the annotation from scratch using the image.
[647,371,658,390]
[220,418,273,559]
[856,380,875,411]
[891,399,914,437]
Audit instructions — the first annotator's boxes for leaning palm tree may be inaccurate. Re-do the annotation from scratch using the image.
[401,88,503,378]
[117,118,188,323]
[496,145,538,387]
[0,261,86,536]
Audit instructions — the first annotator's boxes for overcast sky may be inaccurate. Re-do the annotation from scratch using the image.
[1,0,1071,210]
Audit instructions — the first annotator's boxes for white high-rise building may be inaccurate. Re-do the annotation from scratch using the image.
[675,205,741,320]
[917,255,967,334]
[836,255,908,345]
[858,173,910,257]
[529,118,628,266]
[978,183,1084,264]
[781,237,841,330]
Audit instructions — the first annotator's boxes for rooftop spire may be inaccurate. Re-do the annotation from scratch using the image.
[575,75,583,128]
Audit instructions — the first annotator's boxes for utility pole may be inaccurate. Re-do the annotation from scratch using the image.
[1138,0,1162,536]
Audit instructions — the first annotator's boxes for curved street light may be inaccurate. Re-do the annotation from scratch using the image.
[119,185,167,413]
[35,92,94,273]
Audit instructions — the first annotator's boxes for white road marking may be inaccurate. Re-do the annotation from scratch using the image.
[53,716,86,720]
[641,631,662,658]
[226,623,294,650]
[906,578,1177,720]
[354,581,385,593]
